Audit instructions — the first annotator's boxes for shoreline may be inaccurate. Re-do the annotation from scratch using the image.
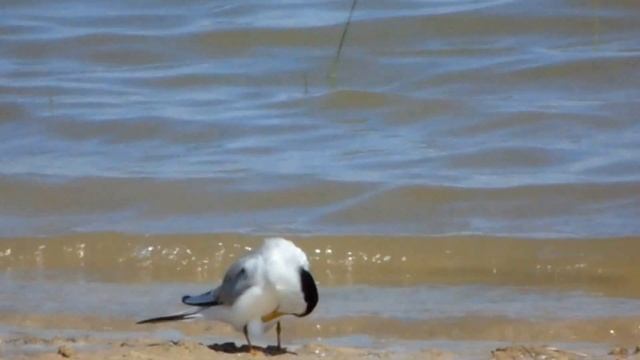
[3,234,640,359]
[2,312,639,360]
[4,334,637,360]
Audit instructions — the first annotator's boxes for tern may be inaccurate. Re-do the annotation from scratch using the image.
[137,237,319,352]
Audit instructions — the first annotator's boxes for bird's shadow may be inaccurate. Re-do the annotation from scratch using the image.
[208,342,295,356]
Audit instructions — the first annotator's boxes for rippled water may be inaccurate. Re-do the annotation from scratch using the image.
[2,0,640,237]
[1,0,640,351]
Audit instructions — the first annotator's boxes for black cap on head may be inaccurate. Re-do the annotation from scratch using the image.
[297,268,319,317]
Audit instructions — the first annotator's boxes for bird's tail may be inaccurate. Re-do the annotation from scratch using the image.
[136,309,203,324]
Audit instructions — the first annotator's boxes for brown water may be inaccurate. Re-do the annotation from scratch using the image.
[1,0,640,353]
[2,234,640,296]
[2,233,640,352]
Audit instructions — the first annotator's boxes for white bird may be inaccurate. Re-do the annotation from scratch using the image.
[137,237,319,352]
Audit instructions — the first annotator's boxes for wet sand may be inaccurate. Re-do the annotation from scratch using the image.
[5,336,455,360]
[4,329,638,360]
[2,311,640,359]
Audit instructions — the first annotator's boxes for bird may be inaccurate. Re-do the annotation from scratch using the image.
[136,237,319,353]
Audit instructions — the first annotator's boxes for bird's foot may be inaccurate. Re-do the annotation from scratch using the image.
[265,345,294,355]
[248,346,260,356]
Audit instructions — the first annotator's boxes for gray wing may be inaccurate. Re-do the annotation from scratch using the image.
[182,257,254,307]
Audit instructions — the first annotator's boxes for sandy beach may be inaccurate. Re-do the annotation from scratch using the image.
[2,310,640,360]
[5,332,639,360]
[4,336,453,360]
